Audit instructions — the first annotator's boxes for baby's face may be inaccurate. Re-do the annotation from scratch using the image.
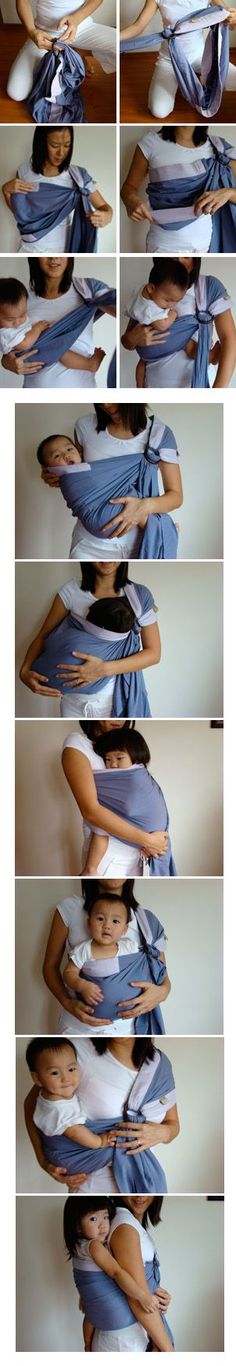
[44,436,81,468]
[0,298,27,328]
[80,1209,110,1243]
[105,749,132,770]
[90,898,128,945]
[152,282,185,310]
[33,1045,80,1098]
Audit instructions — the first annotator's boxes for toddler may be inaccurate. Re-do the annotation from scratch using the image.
[26,1038,114,1155]
[64,893,134,1008]
[122,259,196,387]
[0,278,49,357]
[82,727,160,875]
[64,1196,159,1351]
[86,595,136,635]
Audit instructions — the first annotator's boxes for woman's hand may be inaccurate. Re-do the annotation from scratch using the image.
[128,199,153,222]
[56,652,107,687]
[154,1287,172,1312]
[1,350,44,375]
[129,322,171,348]
[56,15,79,45]
[30,28,54,50]
[3,177,35,197]
[112,1120,163,1154]
[69,998,112,1026]
[87,207,111,228]
[194,188,232,217]
[101,495,149,538]
[41,468,61,488]
[119,981,166,1020]
[141,830,169,858]
[20,665,61,698]
[42,1159,69,1183]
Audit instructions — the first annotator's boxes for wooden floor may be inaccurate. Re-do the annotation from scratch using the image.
[0,28,116,125]
[120,52,236,124]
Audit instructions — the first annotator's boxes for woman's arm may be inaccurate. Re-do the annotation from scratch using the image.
[16,0,54,47]
[89,190,113,228]
[121,147,153,222]
[212,308,236,388]
[62,748,169,859]
[110,1225,173,1350]
[100,462,183,539]
[90,1239,159,1314]
[113,1103,180,1154]
[56,622,161,688]
[57,1,107,47]
[19,593,68,697]
[121,0,158,42]
[2,178,35,212]
[43,910,110,1027]
[24,1085,89,1188]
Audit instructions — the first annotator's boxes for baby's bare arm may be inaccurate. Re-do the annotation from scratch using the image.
[15,320,49,351]
[156,309,177,332]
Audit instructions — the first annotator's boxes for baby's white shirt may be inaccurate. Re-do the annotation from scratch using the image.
[0,317,31,355]
[33,1091,86,1135]
[70,935,139,968]
[125,289,170,323]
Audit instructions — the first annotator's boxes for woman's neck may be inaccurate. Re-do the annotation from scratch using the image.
[42,160,60,179]
[94,569,117,598]
[108,1040,137,1068]
[175,130,197,148]
[44,280,64,299]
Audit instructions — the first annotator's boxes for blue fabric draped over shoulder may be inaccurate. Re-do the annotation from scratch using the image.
[132,273,230,388]
[40,1049,176,1191]
[11,167,97,254]
[72,1242,174,1343]
[147,137,236,253]
[120,7,229,117]
[91,766,177,877]
[32,583,152,716]
[19,279,116,373]
[55,416,179,559]
[28,44,85,124]
[78,906,167,1034]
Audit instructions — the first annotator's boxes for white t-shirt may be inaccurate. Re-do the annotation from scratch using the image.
[126,288,170,324]
[58,578,156,719]
[0,316,31,355]
[110,1205,155,1265]
[144,280,224,389]
[33,1090,86,1135]
[70,412,178,560]
[157,0,210,60]
[25,280,97,390]
[36,0,93,32]
[138,131,215,254]
[69,933,138,967]
[62,729,143,878]
[17,162,96,254]
[73,1041,159,1192]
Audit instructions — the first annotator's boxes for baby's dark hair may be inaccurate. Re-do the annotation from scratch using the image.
[87,892,131,924]
[0,278,28,307]
[87,596,135,634]
[94,728,150,767]
[64,1196,115,1258]
[148,259,188,291]
[26,1036,78,1073]
[36,434,72,467]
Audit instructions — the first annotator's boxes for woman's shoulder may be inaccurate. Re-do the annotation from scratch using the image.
[110,1207,141,1235]
[62,730,91,757]
[56,893,84,928]
[17,161,33,179]
[125,580,156,621]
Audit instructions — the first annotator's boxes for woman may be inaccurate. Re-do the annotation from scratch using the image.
[43,877,171,1035]
[120,1,236,119]
[61,719,174,877]
[2,127,113,255]
[64,1194,174,1351]
[1,257,115,388]
[122,257,236,389]
[121,125,236,255]
[7,1,116,102]
[19,561,161,719]
[41,403,183,560]
[24,1038,180,1193]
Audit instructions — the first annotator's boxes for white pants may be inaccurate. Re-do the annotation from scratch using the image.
[148,43,236,118]
[7,19,116,101]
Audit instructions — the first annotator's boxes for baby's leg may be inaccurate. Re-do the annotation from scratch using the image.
[185,339,198,360]
[83,1317,94,1352]
[136,358,146,388]
[7,39,45,101]
[82,832,108,873]
[72,21,116,74]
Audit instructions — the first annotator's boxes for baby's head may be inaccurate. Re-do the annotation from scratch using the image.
[64,1197,115,1256]
[87,892,131,946]
[25,1037,80,1098]
[36,434,82,469]
[87,596,135,634]
[94,728,151,770]
[147,259,189,312]
[0,279,28,328]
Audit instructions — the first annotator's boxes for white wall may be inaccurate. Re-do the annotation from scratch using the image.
[3,0,116,23]
[15,559,223,718]
[120,0,236,44]
[15,719,223,876]
[16,1034,224,1193]
[16,1194,224,1351]
[0,256,116,388]
[120,124,236,253]
[0,126,116,254]
[15,875,223,1035]
[120,256,236,387]
[15,399,223,561]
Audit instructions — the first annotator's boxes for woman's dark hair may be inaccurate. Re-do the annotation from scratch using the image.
[186,258,202,287]
[92,1040,155,1066]
[28,258,74,297]
[80,563,129,593]
[160,125,208,146]
[149,259,188,290]
[94,728,150,767]
[64,1197,115,1259]
[26,1036,77,1072]
[94,404,148,436]
[87,596,135,634]
[87,892,131,923]
[115,1197,163,1229]
[31,127,74,174]
[79,720,135,741]
[81,878,139,912]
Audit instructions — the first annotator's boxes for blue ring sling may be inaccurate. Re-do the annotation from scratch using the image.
[11,167,97,254]
[70,906,167,1034]
[52,414,179,559]
[91,766,177,878]
[146,136,236,253]
[129,274,230,389]
[32,585,152,716]
[72,1240,174,1343]
[28,43,85,124]
[17,279,116,373]
[40,1050,176,1192]
[120,7,229,117]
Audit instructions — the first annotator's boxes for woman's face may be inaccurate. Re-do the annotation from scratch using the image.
[98,879,125,893]
[178,257,193,272]
[98,720,129,733]
[94,562,120,577]
[46,131,72,169]
[124,1197,154,1218]
[40,257,68,281]
[80,1209,110,1242]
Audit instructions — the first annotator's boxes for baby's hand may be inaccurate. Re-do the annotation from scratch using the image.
[185,338,197,360]
[79,980,104,1006]
[99,1130,116,1148]
[136,358,145,388]
[89,347,106,372]
[33,321,49,338]
[139,1290,159,1314]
